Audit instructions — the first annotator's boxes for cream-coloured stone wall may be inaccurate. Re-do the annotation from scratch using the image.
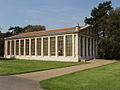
[4,33,79,62]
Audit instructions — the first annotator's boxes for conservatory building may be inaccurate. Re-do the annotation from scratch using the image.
[4,25,98,62]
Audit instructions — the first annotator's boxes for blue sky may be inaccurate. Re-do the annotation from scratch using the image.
[0,0,119,32]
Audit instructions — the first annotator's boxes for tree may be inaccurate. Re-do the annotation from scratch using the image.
[99,8,120,59]
[24,25,46,32]
[84,1,112,37]
[85,1,120,59]
[8,25,46,35]
[8,26,24,35]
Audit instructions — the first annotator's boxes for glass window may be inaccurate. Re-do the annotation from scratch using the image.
[91,39,93,56]
[16,40,19,55]
[43,38,48,56]
[88,38,90,56]
[11,41,14,55]
[50,37,56,56]
[7,41,10,55]
[58,36,64,56]
[31,39,35,55]
[66,35,72,56]
[20,40,24,55]
[26,39,29,55]
[37,38,41,56]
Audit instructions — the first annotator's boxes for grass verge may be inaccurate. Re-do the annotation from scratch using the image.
[40,61,120,90]
[0,59,88,75]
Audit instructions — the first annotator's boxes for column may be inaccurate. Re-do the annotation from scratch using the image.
[64,35,66,57]
[14,40,16,56]
[82,36,85,57]
[75,34,79,58]
[29,38,31,56]
[4,40,7,57]
[55,36,58,57]
[78,35,81,59]
[96,40,98,57]
[72,34,75,57]
[35,38,37,56]
[48,37,50,57]
[19,40,21,56]
[86,37,89,57]
[93,39,95,58]
[24,39,26,56]
[10,40,12,56]
[41,37,43,57]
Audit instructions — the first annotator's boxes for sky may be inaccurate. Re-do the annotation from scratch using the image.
[0,0,119,32]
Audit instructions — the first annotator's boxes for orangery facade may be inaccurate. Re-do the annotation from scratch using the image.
[4,25,98,62]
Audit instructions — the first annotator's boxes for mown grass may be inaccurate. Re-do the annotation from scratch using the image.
[40,61,120,90]
[0,59,87,75]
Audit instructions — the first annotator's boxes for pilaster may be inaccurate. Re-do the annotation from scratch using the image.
[48,37,50,57]
[55,36,58,57]
[64,35,66,57]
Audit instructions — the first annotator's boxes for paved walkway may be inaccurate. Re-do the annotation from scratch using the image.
[0,59,116,90]
[13,59,116,81]
[0,76,41,90]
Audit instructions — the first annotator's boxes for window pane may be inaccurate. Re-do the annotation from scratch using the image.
[91,39,93,56]
[37,38,41,56]
[50,37,56,56]
[26,39,29,55]
[66,35,72,56]
[20,40,24,55]
[11,41,14,55]
[7,41,10,55]
[43,38,48,56]
[58,36,64,56]
[31,39,35,55]
[88,38,90,56]
[16,40,19,55]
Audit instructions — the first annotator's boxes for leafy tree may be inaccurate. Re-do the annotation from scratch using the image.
[24,25,46,32]
[85,1,120,59]
[8,25,46,35]
[0,25,46,56]
[8,26,24,35]
[99,8,120,59]
[85,1,112,37]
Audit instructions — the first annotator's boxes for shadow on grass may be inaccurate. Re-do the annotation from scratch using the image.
[0,57,16,60]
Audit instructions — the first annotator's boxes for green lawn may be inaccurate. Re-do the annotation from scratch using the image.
[0,59,87,75]
[40,61,120,90]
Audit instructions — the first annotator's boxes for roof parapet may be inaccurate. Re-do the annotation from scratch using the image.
[75,25,80,31]
[80,25,90,30]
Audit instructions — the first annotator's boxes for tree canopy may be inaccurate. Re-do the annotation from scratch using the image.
[85,1,113,37]
[85,1,120,59]
[8,25,46,35]
[0,25,46,56]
